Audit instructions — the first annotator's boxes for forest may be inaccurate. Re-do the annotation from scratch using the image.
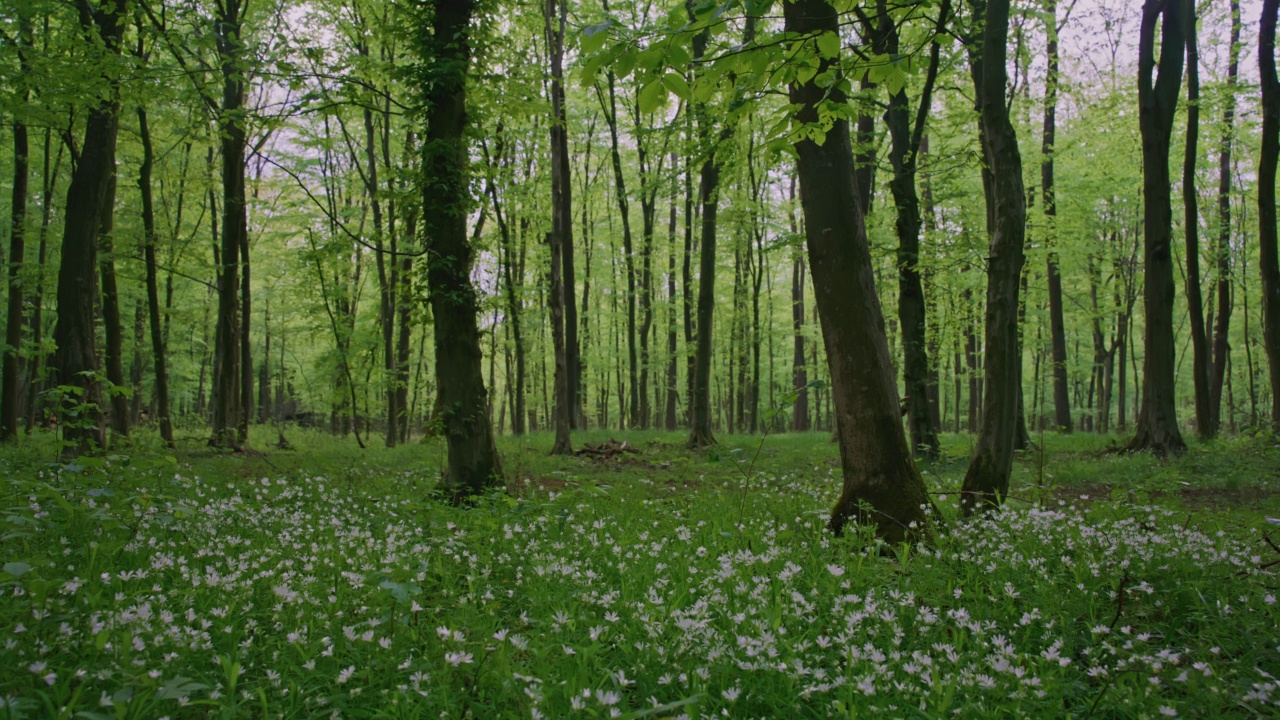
[1,0,1280,716]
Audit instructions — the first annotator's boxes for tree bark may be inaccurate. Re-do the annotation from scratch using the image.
[420,0,503,500]
[137,107,174,448]
[1260,0,1280,432]
[208,0,248,449]
[99,175,130,440]
[1042,0,1073,433]
[961,0,1029,514]
[881,0,948,458]
[52,0,128,455]
[1182,3,1213,439]
[1128,0,1189,454]
[1210,0,1240,431]
[546,0,573,454]
[785,0,936,543]
[2,12,31,442]
[789,179,810,432]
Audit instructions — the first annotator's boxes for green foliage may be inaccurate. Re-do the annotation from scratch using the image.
[1,431,1278,716]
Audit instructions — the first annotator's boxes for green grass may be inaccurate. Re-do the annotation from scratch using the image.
[1,427,1278,718]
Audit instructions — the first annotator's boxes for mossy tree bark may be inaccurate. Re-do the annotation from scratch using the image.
[419,0,503,501]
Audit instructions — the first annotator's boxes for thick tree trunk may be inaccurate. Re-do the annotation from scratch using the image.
[1260,0,1280,432]
[1042,0,1072,434]
[546,0,573,454]
[421,0,503,499]
[786,0,935,543]
[1129,0,1189,454]
[1211,0,1240,431]
[209,0,248,449]
[1183,6,1214,438]
[961,0,1028,514]
[52,0,127,455]
[137,108,174,448]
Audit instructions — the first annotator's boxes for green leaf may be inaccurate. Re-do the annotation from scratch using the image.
[662,72,690,100]
[4,561,31,577]
[638,78,668,114]
[580,20,612,54]
[817,31,841,59]
[615,49,638,79]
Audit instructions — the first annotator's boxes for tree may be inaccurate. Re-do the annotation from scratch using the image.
[416,0,503,500]
[52,0,129,455]
[1260,0,1280,433]
[546,0,573,454]
[876,0,950,458]
[1182,0,1212,439]
[1042,0,1073,434]
[2,8,32,442]
[1128,0,1188,455]
[959,0,1028,513]
[1210,0,1241,433]
[784,0,936,542]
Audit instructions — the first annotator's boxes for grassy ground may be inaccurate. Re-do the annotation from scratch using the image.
[1,427,1278,718]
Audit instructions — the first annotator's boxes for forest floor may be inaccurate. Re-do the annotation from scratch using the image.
[1,427,1279,717]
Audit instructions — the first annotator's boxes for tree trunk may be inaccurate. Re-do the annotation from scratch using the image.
[26,128,60,433]
[1128,0,1188,454]
[209,0,248,450]
[785,0,935,543]
[546,0,573,454]
[137,107,174,448]
[1211,0,1241,431]
[1042,0,1072,433]
[1260,0,1280,432]
[881,0,948,458]
[665,159,680,430]
[2,13,31,442]
[789,180,810,432]
[420,0,503,499]
[1182,4,1213,439]
[99,175,130,440]
[52,0,127,455]
[961,0,1028,514]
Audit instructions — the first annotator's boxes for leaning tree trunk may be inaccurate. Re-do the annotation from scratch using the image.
[420,0,503,499]
[52,0,128,455]
[961,0,1028,514]
[785,0,936,543]
[1183,5,1214,439]
[1129,0,1189,454]
[1260,0,1280,432]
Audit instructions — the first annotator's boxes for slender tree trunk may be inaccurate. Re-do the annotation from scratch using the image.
[789,179,810,432]
[137,108,174,448]
[2,13,31,441]
[1260,0,1280,432]
[99,175,131,440]
[961,0,1029,514]
[786,0,936,542]
[1211,0,1241,431]
[1183,4,1213,438]
[1042,0,1072,433]
[420,0,503,499]
[1129,0,1189,454]
[665,158,680,430]
[26,128,59,433]
[882,0,948,458]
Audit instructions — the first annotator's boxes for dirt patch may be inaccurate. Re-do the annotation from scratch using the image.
[1050,481,1280,510]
